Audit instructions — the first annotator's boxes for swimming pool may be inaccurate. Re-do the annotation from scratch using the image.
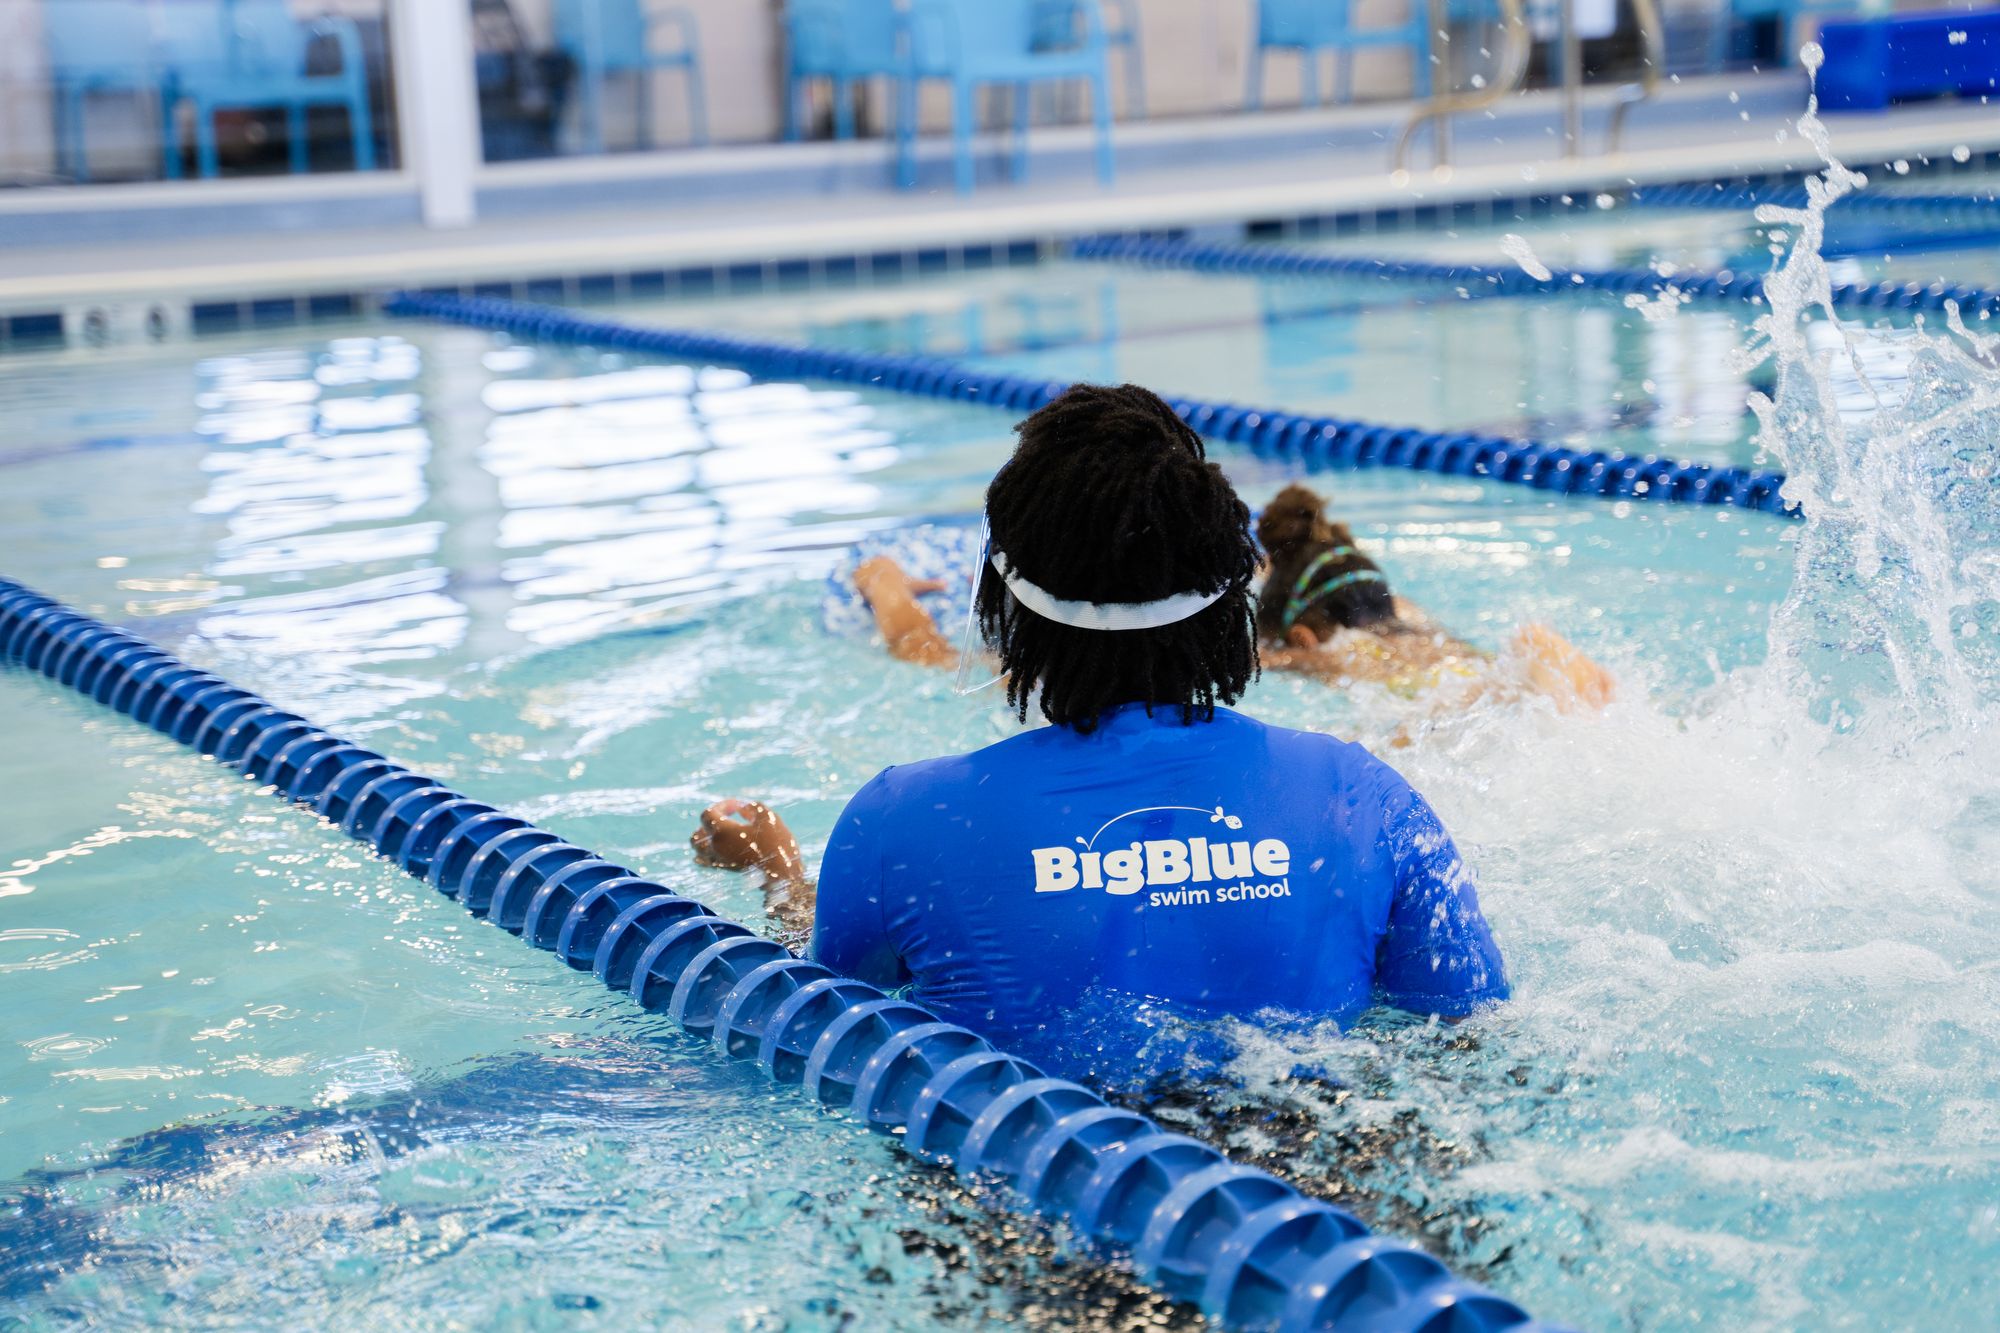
[5,177,1999,1329]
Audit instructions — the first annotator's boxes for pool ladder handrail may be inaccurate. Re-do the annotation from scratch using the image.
[1393,0,1531,174]
[1395,0,1660,171]
[1604,0,1665,154]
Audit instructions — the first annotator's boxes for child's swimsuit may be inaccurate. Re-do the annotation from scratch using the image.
[1279,545,1389,634]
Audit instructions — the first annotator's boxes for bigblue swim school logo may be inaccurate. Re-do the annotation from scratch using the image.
[1029,805,1293,909]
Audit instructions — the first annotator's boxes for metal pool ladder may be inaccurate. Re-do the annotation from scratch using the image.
[1605,0,1665,154]
[1394,0,1663,172]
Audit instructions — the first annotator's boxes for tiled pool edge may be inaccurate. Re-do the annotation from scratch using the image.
[8,156,1999,357]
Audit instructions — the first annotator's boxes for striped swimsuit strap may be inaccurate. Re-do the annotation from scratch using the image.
[1282,545,1388,632]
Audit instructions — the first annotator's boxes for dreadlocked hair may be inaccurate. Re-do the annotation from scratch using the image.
[978,383,1259,732]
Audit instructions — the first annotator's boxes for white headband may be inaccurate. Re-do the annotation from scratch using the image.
[989,550,1226,632]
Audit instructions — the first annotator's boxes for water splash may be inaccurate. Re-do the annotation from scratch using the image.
[1733,48,2000,750]
[1499,233,1553,282]
[1212,69,2000,1325]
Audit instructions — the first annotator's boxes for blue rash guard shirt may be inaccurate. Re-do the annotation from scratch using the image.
[811,704,1507,1056]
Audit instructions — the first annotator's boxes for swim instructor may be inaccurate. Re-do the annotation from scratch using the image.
[691,384,1508,1054]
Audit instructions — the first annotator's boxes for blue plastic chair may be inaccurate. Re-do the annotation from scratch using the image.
[45,0,161,182]
[897,0,1116,194]
[1035,0,1145,117]
[555,0,708,152]
[158,0,375,179]
[783,0,902,141]
[1247,0,1431,109]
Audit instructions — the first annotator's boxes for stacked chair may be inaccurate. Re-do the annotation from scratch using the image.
[783,0,904,141]
[781,0,1125,193]
[45,0,374,181]
[45,1,161,182]
[554,0,708,151]
[1247,0,1431,108]
[1034,0,1145,117]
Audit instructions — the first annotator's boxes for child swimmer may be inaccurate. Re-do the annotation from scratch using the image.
[1253,484,1615,713]
[848,484,1614,714]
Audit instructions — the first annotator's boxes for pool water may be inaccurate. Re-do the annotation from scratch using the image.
[4,181,2000,1330]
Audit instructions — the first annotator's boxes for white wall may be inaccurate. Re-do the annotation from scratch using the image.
[0,0,56,183]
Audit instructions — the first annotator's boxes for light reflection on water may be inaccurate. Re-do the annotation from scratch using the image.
[132,333,981,698]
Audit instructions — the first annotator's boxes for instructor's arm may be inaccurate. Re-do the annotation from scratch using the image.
[1372,779,1510,1017]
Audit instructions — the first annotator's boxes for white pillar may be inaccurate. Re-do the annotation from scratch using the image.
[389,0,482,230]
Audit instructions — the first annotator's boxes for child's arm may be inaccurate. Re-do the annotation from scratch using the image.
[691,799,815,936]
[692,783,910,991]
[854,557,957,668]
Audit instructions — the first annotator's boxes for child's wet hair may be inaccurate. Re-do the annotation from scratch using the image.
[1255,484,1397,641]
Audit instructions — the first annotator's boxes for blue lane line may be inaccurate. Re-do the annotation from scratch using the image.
[386,292,1796,519]
[1822,224,2000,262]
[1628,182,2000,217]
[0,577,1576,1333]
[1065,235,2000,322]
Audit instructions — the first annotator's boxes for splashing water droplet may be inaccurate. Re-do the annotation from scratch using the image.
[1499,234,1553,281]
[1739,88,2000,757]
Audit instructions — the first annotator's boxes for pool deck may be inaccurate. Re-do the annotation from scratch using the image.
[2,71,1997,323]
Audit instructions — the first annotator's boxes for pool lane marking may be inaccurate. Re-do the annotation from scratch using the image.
[1066,234,2000,322]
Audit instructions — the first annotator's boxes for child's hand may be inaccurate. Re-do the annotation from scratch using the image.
[855,555,948,598]
[691,799,805,880]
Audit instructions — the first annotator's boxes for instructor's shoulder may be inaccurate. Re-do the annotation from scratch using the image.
[1247,714,1416,800]
[844,726,1047,821]
[850,746,980,806]
[1248,711,1388,766]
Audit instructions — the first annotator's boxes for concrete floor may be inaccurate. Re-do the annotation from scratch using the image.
[1,72,1996,319]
